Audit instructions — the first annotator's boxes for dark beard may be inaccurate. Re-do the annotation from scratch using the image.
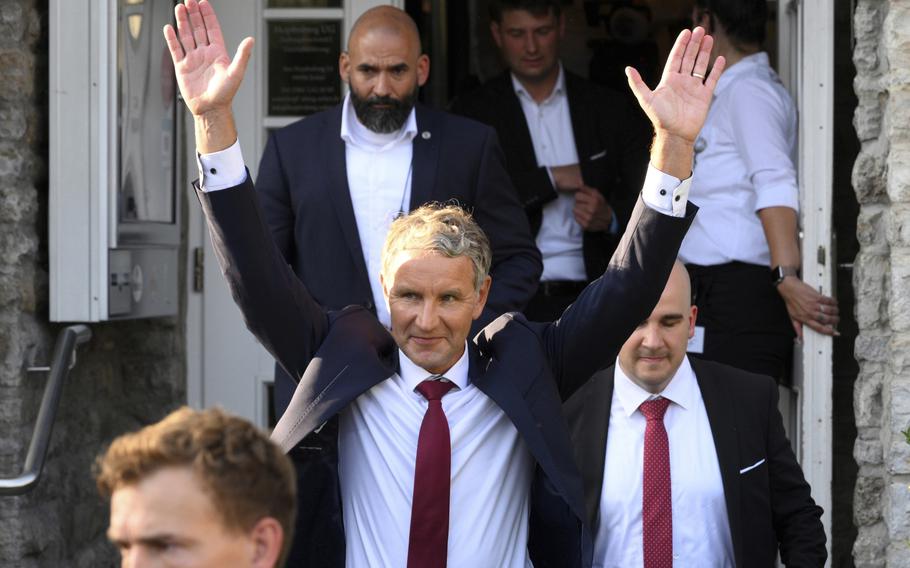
[350,87,417,134]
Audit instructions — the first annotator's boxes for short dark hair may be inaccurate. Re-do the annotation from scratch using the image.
[488,0,562,23]
[694,0,767,47]
[96,407,297,566]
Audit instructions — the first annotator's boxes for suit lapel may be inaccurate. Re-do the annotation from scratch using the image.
[578,367,614,528]
[564,71,593,160]
[499,75,539,169]
[694,359,744,567]
[326,106,371,286]
[410,106,439,210]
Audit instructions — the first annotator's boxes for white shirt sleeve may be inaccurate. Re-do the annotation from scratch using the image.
[640,164,691,217]
[728,79,800,213]
[196,139,248,192]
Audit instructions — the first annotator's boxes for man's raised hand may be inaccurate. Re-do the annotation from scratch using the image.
[626,27,725,147]
[164,0,252,152]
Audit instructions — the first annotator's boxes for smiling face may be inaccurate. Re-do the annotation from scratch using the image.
[382,251,490,374]
[618,263,697,394]
[108,467,261,568]
[490,8,563,87]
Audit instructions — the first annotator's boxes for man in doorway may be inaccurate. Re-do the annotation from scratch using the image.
[250,3,542,420]
[453,0,650,321]
[96,407,296,568]
[565,261,827,567]
[164,0,723,564]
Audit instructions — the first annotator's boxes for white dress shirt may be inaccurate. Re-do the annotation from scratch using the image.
[338,345,535,568]
[594,356,734,568]
[512,67,586,282]
[679,52,799,267]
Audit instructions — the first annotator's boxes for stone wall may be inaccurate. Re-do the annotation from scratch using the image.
[0,1,186,566]
[853,1,910,566]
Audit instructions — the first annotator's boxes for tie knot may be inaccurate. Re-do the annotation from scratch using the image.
[639,397,671,422]
[417,378,455,402]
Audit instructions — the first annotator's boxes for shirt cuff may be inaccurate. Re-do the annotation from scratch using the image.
[197,139,248,192]
[753,183,800,213]
[640,164,691,217]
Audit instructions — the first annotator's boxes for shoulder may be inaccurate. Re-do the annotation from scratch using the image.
[269,105,341,145]
[451,72,513,112]
[418,104,498,146]
[564,70,624,104]
[691,358,777,400]
[564,364,614,414]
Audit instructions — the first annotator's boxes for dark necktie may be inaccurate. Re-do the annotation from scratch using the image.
[640,397,672,568]
[407,378,456,568]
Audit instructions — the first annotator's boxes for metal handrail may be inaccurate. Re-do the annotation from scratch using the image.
[0,324,92,496]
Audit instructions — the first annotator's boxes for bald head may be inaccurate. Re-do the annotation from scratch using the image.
[617,260,697,394]
[340,5,429,134]
[347,6,422,56]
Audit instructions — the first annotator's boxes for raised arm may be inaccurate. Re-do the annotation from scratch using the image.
[163,0,252,153]
[542,27,726,396]
[165,0,328,378]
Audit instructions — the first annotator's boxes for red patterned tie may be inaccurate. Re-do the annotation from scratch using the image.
[407,378,456,568]
[640,397,672,568]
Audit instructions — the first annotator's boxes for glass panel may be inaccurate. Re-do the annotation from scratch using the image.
[118,0,177,224]
[267,20,343,116]
[267,0,343,9]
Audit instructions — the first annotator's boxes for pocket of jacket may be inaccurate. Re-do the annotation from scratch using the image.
[739,458,766,474]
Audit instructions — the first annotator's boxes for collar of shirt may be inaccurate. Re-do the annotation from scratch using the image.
[398,342,471,393]
[339,92,418,152]
[510,63,566,106]
[613,356,697,418]
[714,51,770,96]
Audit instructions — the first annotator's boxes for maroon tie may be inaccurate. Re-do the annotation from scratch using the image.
[640,397,672,568]
[407,378,456,568]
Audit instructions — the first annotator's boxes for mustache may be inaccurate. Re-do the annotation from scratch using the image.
[363,95,407,109]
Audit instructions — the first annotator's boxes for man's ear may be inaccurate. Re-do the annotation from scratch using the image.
[249,517,283,568]
[490,21,503,49]
[416,54,430,87]
[339,52,351,83]
[688,305,698,338]
[472,275,493,320]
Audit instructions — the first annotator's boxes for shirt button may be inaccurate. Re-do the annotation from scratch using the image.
[675,195,681,201]
[659,189,666,196]
[209,168,217,175]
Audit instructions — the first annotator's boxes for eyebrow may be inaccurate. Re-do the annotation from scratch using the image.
[356,62,409,73]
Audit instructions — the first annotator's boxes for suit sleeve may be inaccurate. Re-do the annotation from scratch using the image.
[195,176,329,382]
[764,378,828,566]
[472,128,544,328]
[254,132,296,263]
[541,196,696,399]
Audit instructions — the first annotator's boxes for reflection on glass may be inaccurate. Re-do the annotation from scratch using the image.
[268,0,342,7]
[268,20,342,116]
[118,0,176,224]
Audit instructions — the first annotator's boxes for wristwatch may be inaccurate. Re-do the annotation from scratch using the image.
[770,266,799,287]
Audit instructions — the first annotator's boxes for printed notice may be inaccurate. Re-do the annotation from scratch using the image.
[268,20,342,116]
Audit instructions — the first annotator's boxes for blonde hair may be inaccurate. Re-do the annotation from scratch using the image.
[95,407,296,565]
[381,203,492,290]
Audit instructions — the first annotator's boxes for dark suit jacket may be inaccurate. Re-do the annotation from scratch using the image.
[196,176,695,568]
[452,70,651,279]
[255,103,543,417]
[564,359,827,567]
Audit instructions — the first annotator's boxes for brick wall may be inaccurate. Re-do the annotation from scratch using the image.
[0,1,186,566]
[852,1,910,566]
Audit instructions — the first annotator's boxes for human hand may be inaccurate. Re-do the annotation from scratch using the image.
[776,277,840,340]
[550,164,584,193]
[163,0,253,120]
[625,27,724,146]
[573,185,613,232]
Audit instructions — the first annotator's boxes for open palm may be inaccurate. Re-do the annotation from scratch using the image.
[627,27,725,144]
[163,0,253,118]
